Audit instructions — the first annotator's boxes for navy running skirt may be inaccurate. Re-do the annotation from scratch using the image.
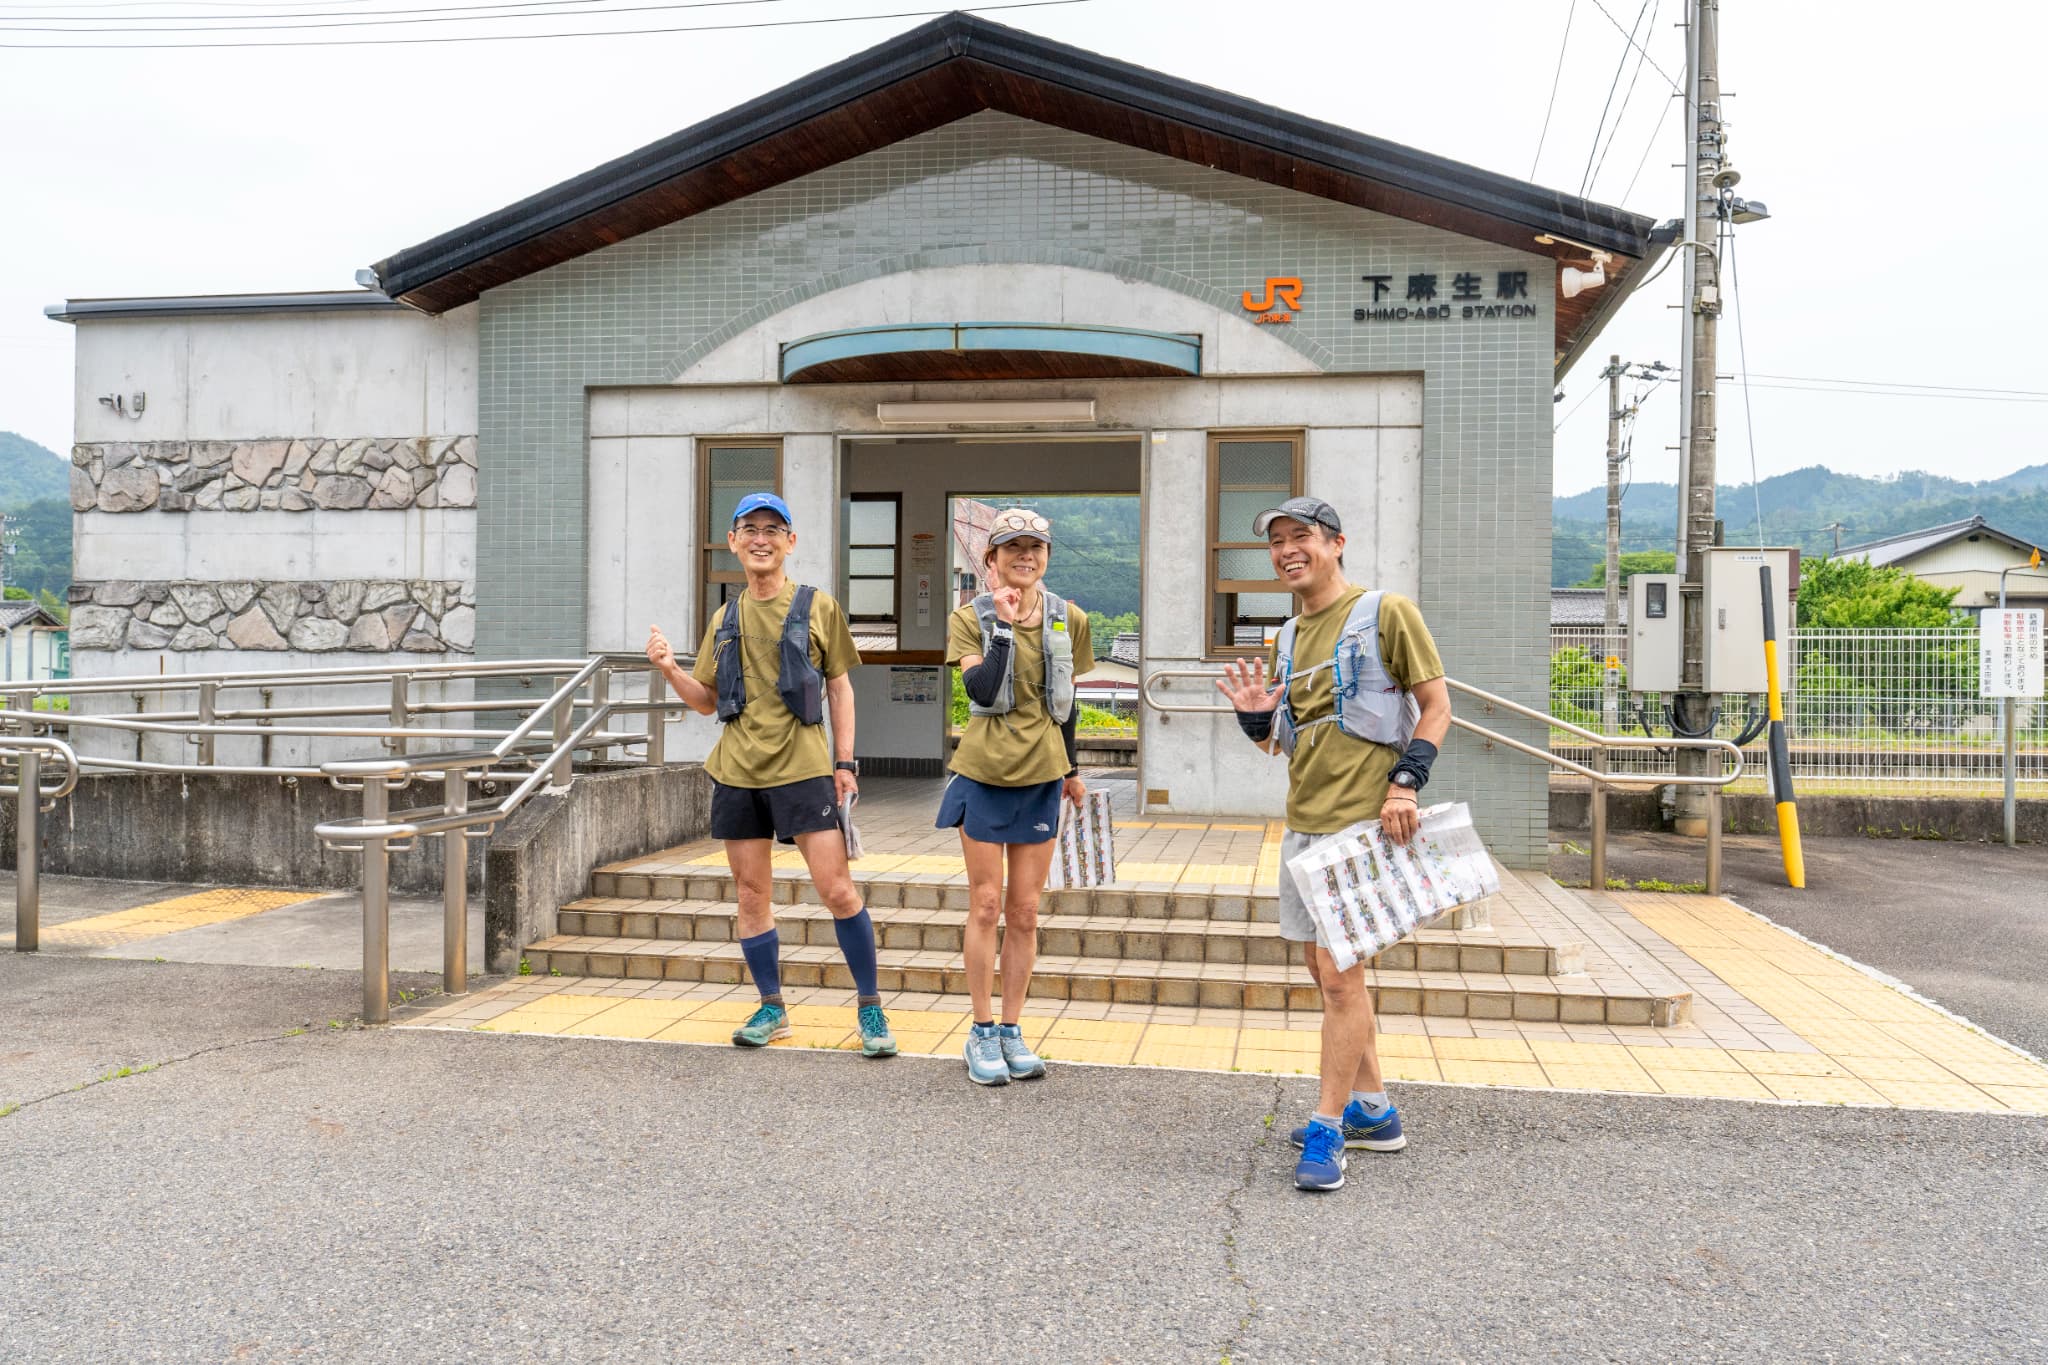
[935,773,1063,845]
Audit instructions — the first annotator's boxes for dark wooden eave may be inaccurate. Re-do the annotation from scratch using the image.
[370,12,1661,372]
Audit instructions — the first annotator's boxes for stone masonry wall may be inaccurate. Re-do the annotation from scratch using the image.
[70,437,477,513]
[68,579,475,653]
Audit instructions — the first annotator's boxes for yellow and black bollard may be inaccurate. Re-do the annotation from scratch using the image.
[1760,565,1805,888]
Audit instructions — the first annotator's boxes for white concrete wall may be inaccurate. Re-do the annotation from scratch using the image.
[66,304,482,688]
[72,305,477,444]
[1,627,64,684]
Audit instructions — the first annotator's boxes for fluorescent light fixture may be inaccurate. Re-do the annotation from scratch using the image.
[875,399,1096,425]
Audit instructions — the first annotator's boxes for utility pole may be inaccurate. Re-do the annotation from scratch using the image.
[1603,357,1624,731]
[1673,0,1727,837]
[1822,521,1847,556]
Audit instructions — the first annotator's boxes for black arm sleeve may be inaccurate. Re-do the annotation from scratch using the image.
[1236,710,1275,742]
[1062,703,1079,776]
[960,630,1012,708]
[1389,738,1439,790]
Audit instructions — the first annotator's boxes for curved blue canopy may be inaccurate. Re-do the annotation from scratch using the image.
[778,321,1202,384]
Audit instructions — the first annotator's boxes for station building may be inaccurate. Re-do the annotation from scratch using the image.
[48,14,1664,866]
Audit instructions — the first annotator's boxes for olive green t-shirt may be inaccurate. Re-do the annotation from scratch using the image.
[1266,588,1444,834]
[946,599,1095,788]
[691,582,860,790]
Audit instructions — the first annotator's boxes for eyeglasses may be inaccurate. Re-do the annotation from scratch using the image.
[991,510,1051,534]
[732,522,790,541]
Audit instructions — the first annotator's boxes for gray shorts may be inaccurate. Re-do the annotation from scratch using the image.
[1276,828,1327,946]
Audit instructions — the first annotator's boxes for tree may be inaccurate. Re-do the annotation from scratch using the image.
[1796,557,1960,629]
[1572,551,1675,588]
[1087,610,1139,658]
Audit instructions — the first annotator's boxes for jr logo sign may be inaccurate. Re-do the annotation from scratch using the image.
[1241,277,1302,324]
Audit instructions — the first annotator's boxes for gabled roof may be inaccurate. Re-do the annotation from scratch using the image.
[367,12,1662,375]
[1838,516,2039,568]
[1550,588,1629,628]
[0,601,63,630]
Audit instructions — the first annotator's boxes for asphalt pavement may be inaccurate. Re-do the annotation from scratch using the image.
[4,945,2045,1363]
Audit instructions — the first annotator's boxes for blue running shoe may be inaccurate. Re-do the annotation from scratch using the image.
[1294,1120,1347,1191]
[857,1003,897,1058]
[1289,1100,1407,1152]
[731,1002,790,1048]
[996,1023,1046,1080]
[964,1022,1011,1086]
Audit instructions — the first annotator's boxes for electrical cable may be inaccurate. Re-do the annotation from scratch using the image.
[1739,374,2048,398]
[1618,87,1678,204]
[1722,221,1766,546]
[1,0,775,34]
[1554,385,1600,433]
[1529,0,1577,181]
[0,0,1088,46]
[1579,0,1652,198]
[1,0,619,22]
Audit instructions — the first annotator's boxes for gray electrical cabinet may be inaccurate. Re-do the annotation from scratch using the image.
[1702,546,1799,694]
[1628,574,1683,694]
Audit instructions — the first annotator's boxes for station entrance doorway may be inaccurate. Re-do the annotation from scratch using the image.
[839,435,1142,783]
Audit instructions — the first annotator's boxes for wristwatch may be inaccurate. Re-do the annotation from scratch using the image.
[835,760,860,775]
[1390,771,1420,795]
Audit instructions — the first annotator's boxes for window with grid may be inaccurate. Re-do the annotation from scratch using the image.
[700,440,783,635]
[845,495,900,623]
[1209,432,1304,656]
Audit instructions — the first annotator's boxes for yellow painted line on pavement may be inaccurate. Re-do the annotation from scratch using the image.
[6,887,326,950]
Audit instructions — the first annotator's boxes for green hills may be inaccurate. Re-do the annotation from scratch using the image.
[0,432,74,600]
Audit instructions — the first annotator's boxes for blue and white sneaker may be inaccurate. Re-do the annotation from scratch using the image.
[996,1023,1046,1080]
[1294,1119,1348,1191]
[965,1023,1011,1086]
[1289,1100,1406,1152]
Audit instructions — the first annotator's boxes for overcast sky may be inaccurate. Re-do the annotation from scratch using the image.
[3,0,2042,499]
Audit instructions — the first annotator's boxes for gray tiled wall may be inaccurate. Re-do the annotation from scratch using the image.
[478,111,1555,861]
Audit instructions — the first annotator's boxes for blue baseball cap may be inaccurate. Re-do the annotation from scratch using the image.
[731,491,793,527]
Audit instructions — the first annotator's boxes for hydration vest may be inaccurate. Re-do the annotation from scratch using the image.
[713,585,825,727]
[1271,589,1419,754]
[968,592,1076,723]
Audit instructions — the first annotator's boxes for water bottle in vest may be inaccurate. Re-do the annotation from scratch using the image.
[1270,589,1419,753]
[967,592,1075,723]
[712,585,826,726]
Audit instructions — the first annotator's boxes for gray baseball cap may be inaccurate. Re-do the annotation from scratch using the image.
[1252,496,1342,537]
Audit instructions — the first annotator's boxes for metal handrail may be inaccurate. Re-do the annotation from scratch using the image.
[2,735,81,953]
[6,655,688,1012]
[1139,667,1741,893]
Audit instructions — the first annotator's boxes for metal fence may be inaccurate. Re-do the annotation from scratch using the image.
[1549,626,2047,794]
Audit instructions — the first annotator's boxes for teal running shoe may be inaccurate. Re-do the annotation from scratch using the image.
[964,1022,1011,1086]
[857,1003,898,1058]
[996,1023,1046,1080]
[732,1001,790,1047]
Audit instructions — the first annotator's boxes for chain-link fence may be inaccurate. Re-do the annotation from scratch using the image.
[1548,626,2047,795]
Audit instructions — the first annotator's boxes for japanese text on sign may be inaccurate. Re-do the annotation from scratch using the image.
[1979,609,2045,698]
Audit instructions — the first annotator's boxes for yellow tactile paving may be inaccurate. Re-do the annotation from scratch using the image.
[407,866,2048,1118]
[18,887,325,949]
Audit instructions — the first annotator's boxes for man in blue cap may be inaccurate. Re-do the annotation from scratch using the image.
[645,491,895,1057]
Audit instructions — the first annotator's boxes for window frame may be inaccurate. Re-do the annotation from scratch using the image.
[844,492,902,625]
[1206,429,1306,659]
[698,437,785,639]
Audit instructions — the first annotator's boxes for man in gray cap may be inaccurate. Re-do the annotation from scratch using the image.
[1216,495,1453,1192]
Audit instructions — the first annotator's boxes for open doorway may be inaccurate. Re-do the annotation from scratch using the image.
[838,436,1142,782]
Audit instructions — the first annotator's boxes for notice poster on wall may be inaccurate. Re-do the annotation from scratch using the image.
[1979,610,2045,699]
[889,666,942,704]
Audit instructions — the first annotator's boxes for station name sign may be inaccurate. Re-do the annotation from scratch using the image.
[1240,272,1543,326]
[1354,271,1541,324]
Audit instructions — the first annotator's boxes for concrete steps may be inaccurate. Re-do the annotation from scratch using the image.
[523,885,1691,1026]
[587,868,1488,931]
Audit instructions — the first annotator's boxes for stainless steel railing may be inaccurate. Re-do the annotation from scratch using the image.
[5,654,687,1022]
[1140,669,1744,894]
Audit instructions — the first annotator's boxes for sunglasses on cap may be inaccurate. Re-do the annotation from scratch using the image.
[988,509,1053,546]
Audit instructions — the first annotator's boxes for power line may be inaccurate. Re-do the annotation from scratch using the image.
[1723,223,1765,543]
[1618,86,1678,203]
[0,0,1088,46]
[1742,373,2048,398]
[1731,383,2048,405]
[1528,0,1576,181]
[0,0,613,19]
[1,0,771,34]
[1585,0,1658,198]
[1586,0,1680,91]
[1554,385,1600,432]
[1577,0,1649,198]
